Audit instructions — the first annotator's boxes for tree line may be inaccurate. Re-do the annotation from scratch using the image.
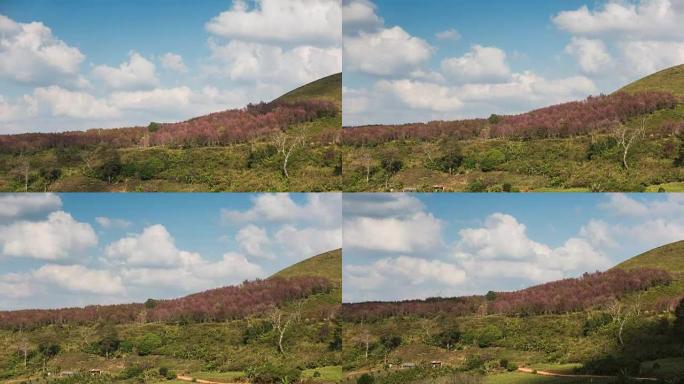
[0,100,338,153]
[0,276,332,329]
[343,91,680,146]
[342,268,672,322]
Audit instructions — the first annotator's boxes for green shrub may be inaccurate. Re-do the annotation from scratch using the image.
[357,373,375,384]
[480,149,505,171]
[136,333,162,356]
[119,365,143,379]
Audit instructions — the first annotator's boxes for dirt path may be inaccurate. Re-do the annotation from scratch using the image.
[517,367,659,381]
[176,375,242,384]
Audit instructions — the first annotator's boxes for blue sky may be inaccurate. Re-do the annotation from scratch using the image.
[0,0,341,133]
[343,193,684,302]
[0,193,341,310]
[343,0,684,125]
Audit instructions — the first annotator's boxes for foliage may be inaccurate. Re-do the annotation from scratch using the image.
[0,276,333,329]
[357,373,375,384]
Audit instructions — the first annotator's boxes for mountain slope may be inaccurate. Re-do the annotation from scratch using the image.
[274,73,342,108]
[614,240,684,274]
[271,248,341,285]
[619,64,684,97]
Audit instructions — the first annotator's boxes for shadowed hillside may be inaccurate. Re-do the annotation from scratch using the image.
[342,241,684,384]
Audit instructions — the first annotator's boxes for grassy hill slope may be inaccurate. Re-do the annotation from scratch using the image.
[272,248,342,285]
[620,64,684,97]
[275,73,342,108]
[614,240,684,273]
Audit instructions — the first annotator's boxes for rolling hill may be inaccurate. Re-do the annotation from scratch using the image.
[0,74,342,192]
[0,250,342,384]
[342,64,684,192]
[341,241,684,384]
[620,64,684,97]
[275,73,342,108]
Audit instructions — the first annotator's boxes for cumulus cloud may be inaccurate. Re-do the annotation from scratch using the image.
[275,225,342,257]
[160,52,187,73]
[342,0,383,33]
[222,193,341,227]
[453,213,611,282]
[0,211,97,260]
[236,224,273,259]
[205,0,341,46]
[620,40,684,77]
[552,0,684,39]
[344,26,432,76]
[600,194,684,217]
[0,14,85,86]
[105,224,201,268]
[344,211,443,253]
[346,256,466,289]
[342,193,424,218]
[565,37,614,74]
[0,193,62,219]
[33,264,125,295]
[579,219,617,248]
[92,51,159,90]
[375,79,463,112]
[205,40,341,86]
[436,28,461,41]
[32,86,119,119]
[441,45,511,83]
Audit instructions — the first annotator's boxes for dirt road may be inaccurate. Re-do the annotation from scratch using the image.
[176,375,241,384]
[518,367,659,381]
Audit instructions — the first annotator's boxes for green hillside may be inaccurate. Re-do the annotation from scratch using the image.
[275,73,342,108]
[619,64,684,97]
[614,240,684,274]
[0,251,342,384]
[272,248,342,285]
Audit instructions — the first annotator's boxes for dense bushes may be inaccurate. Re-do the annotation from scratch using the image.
[0,276,333,329]
[342,269,671,321]
[0,100,337,153]
[343,91,679,145]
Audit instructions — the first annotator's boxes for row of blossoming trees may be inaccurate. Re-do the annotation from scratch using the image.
[0,276,332,330]
[0,100,338,153]
[342,269,672,322]
[342,91,681,146]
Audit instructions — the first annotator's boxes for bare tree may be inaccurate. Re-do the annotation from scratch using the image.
[608,300,635,346]
[18,332,30,368]
[13,152,30,192]
[269,303,302,354]
[615,117,648,170]
[360,149,373,184]
[273,130,306,179]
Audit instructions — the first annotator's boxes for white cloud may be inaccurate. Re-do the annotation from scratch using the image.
[222,193,341,227]
[552,0,684,39]
[436,28,461,41]
[105,224,201,268]
[376,79,463,112]
[0,14,85,86]
[453,213,611,282]
[0,193,62,219]
[600,193,684,217]
[205,40,341,86]
[236,224,273,259]
[121,252,264,291]
[620,40,684,77]
[342,0,383,33]
[33,264,125,295]
[0,273,34,299]
[579,219,617,248]
[344,26,432,76]
[95,217,132,229]
[344,211,443,253]
[205,0,341,46]
[0,211,97,260]
[565,37,614,74]
[342,193,424,218]
[275,225,342,257]
[160,52,187,73]
[92,51,159,90]
[346,256,466,289]
[441,45,511,84]
[32,86,119,119]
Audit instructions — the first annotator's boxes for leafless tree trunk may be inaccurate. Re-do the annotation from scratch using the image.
[273,131,305,179]
[615,117,647,170]
[269,303,302,354]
